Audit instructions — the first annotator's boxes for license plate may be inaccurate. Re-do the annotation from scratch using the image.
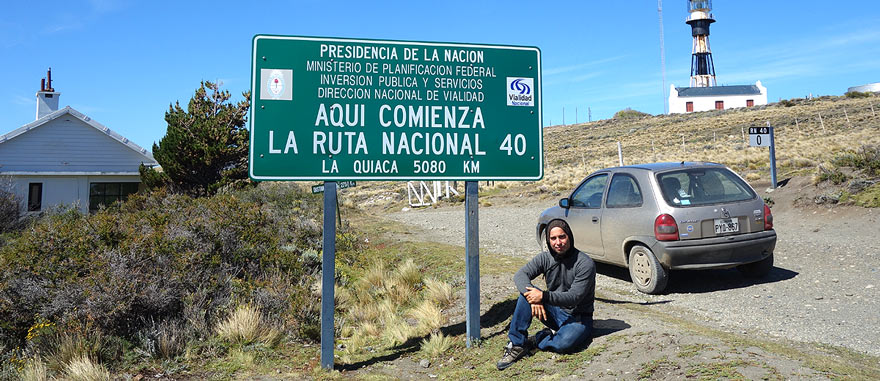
[714,218,739,234]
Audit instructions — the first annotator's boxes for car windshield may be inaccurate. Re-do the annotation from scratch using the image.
[657,168,755,207]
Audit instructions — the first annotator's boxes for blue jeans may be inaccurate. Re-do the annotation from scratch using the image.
[508,294,592,353]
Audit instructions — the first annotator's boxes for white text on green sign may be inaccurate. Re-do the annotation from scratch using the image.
[248,36,543,181]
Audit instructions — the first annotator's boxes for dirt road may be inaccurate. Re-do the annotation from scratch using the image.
[387,196,880,357]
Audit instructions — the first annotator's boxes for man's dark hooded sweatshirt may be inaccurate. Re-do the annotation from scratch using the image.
[513,219,596,318]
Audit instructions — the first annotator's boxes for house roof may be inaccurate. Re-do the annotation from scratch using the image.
[0,106,157,165]
[675,85,762,97]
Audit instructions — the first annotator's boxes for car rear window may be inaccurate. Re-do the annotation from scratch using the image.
[657,168,755,207]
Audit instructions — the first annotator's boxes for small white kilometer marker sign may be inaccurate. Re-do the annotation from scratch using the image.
[748,127,771,147]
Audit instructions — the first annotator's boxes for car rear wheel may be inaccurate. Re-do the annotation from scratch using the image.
[737,253,773,278]
[628,245,668,294]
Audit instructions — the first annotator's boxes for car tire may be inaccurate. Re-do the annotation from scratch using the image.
[737,253,774,278]
[628,245,668,294]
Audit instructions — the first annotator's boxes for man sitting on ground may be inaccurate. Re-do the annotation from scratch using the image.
[497,219,596,370]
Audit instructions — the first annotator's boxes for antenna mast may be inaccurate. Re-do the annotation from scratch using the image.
[658,0,668,113]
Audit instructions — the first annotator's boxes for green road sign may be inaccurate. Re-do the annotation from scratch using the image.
[248,35,543,181]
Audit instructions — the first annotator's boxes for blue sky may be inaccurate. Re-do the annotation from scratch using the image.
[2,0,879,150]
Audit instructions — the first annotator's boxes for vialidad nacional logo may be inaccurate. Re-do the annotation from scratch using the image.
[506,77,534,106]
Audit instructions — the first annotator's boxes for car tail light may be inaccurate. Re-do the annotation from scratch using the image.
[654,214,679,241]
[763,204,774,230]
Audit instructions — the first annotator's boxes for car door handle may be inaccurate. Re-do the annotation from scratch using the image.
[592,216,599,223]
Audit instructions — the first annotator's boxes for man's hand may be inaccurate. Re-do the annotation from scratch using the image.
[524,287,543,304]
[530,304,547,321]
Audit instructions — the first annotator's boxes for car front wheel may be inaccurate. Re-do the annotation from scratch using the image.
[628,245,669,294]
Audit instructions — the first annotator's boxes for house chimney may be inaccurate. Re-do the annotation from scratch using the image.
[36,67,60,120]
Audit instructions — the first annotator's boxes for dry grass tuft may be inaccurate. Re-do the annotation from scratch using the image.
[383,276,417,306]
[46,332,109,374]
[334,283,352,310]
[363,261,389,291]
[21,355,48,381]
[423,278,455,308]
[360,322,381,337]
[215,304,280,346]
[420,333,454,357]
[408,300,445,336]
[64,356,110,381]
[383,321,413,347]
[336,259,457,358]
[396,258,422,291]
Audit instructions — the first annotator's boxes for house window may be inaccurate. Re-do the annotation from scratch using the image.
[28,183,43,211]
[89,182,140,211]
[715,100,724,110]
[746,99,754,107]
[686,102,694,112]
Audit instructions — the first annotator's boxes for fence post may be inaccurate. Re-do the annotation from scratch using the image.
[617,141,623,166]
[844,107,851,126]
[818,112,826,132]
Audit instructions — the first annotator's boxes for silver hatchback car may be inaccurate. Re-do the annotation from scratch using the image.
[537,162,777,294]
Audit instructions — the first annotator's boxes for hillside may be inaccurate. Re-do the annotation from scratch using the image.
[348,95,880,209]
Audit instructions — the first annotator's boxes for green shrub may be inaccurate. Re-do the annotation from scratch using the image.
[832,145,880,177]
[778,99,797,107]
[818,169,849,185]
[0,182,330,366]
[613,108,650,119]
[844,91,873,99]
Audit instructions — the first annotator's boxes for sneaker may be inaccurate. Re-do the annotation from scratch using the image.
[496,342,528,370]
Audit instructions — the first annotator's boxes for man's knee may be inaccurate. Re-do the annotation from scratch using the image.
[549,324,589,352]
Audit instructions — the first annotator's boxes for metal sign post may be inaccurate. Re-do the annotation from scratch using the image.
[320,181,337,369]
[768,122,778,188]
[248,35,544,368]
[464,181,480,347]
[748,122,777,188]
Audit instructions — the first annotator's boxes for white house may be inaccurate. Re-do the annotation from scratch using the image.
[0,73,158,214]
[669,81,767,114]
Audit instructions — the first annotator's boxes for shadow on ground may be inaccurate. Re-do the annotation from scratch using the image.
[591,318,631,339]
[595,262,799,295]
[666,266,799,294]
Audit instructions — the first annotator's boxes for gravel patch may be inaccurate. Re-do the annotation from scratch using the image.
[387,201,880,356]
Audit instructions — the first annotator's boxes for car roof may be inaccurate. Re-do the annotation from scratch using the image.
[597,161,727,173]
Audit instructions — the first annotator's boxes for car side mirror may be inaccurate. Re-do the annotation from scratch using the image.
[559,198,570,209]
